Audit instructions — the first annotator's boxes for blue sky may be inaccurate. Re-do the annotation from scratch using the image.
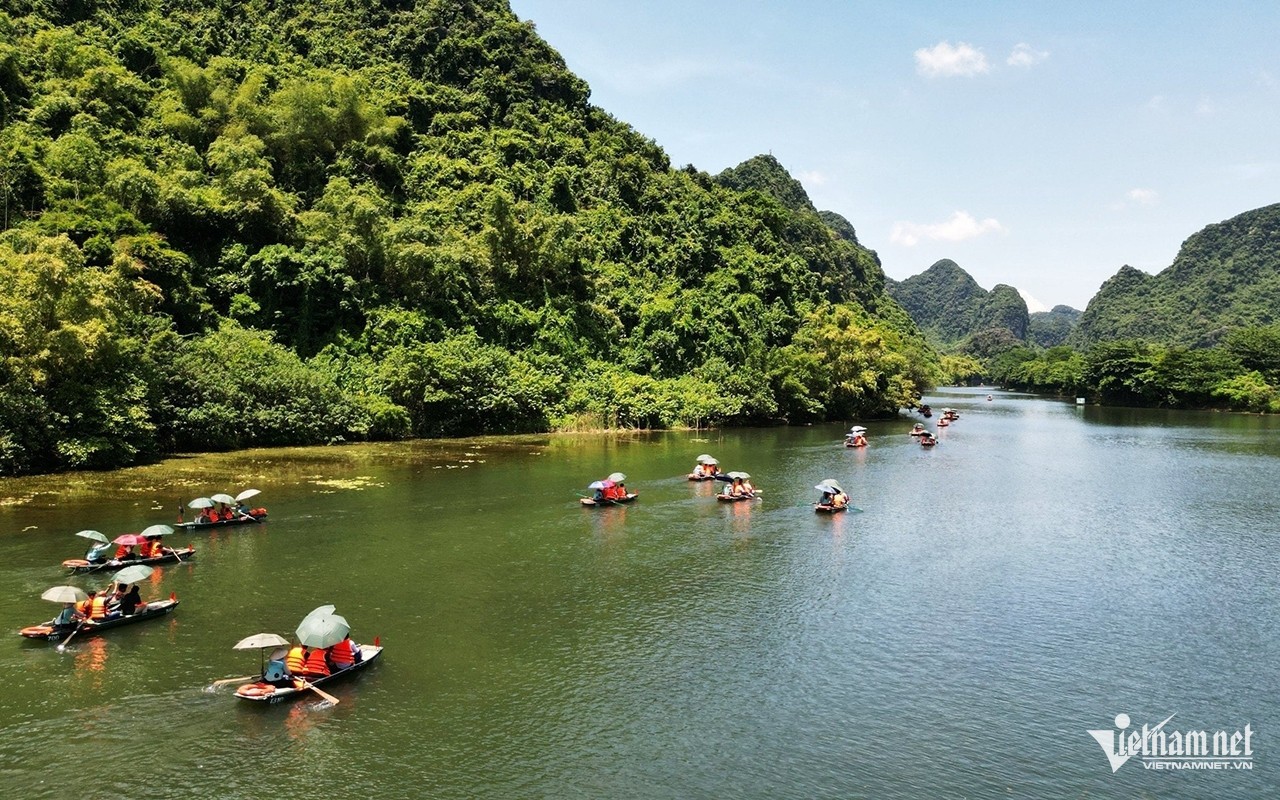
[508,0,1280,310]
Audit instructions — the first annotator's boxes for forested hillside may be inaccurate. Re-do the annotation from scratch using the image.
[1074,204,1280,347]
[886,259,1029,349]
[1027,305,1081,348]
[0,0,936,475]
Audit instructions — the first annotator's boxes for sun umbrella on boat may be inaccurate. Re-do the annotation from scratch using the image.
[75,530,109,545]
[210,493,236,505]
[815,479,843,493]
[700,457,719,466]
[606,472,626,483]
[587,480,607,490]
[726,471,751,480]
[296,612,350,649]
[234,632,293,673]
[849,426,867,434]
[188,497,215,509]
[695,454,714,462]
[110,564,154,585]
[140,524,174,539]
[41,585,88,604]
[235,489,261,502]
[112,533,147,546]
[298,604,337,629]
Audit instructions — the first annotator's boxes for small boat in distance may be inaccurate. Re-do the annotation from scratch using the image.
[909,423,926,436]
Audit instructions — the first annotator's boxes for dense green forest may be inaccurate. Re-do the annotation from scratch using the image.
[885,259,1029,350]
[1073,204,1280,347]
[0,0,939,476]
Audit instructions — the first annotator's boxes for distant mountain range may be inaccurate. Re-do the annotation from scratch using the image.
[886,202,1279,353]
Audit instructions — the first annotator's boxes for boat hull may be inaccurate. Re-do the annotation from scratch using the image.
[814,504,848,514]
[63,547,195,573]
[234,644,383,703]
[175,512,267,531]
[19,599,180,641]
[580,494,638,506]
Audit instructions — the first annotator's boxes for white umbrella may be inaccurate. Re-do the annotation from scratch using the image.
[849,426,867,433]
[606,472,627,483]
[296,613,351,649]
[695,454,715,463]
[188,497,215,509]
[75,530,109,544]
[235,489,262,502]
[210,493,236,505]
[140,524,174,538]
[299,604,337,628]
[110,564,154,585]
[42,585,88,603]
[234,633,291,651]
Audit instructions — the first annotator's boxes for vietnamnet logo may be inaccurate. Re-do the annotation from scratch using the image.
[1088,713,1254,772]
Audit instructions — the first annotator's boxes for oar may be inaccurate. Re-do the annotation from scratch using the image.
[298,678,340,705]
[210,675,257,687]
[55,623,85,651]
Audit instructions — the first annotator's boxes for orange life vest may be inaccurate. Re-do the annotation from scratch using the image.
[304,648,330,677]
[115,544,129,558]
[76,598,92,618]
[89,595,107,620]
[285,645,306,675]
[329,639,356,668]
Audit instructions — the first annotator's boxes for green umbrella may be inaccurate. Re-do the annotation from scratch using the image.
[296,612,350,649]
[299,604,336,628]
[140,524,174,538]
[111,564,154,585]
[75,530,109,545]
[42,585,88,603]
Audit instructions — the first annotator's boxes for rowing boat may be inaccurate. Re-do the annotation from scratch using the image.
[814,504,848,514]
[580,493,639,506]
[717,493,760,502]
[62,546,195,573]
[175,511,267,530]
[686,474,717,481]
[19,598,180,641]
[234,644,384,703]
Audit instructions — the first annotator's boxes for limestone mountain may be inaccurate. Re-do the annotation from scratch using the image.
[886,259,1029,349]
[1028,305,1082,348]
[1074,203,1280,347]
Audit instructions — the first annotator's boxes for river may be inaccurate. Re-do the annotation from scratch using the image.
[0,387,1275,798]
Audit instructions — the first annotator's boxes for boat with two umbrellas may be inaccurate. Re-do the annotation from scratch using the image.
[688,454,721,481]
[716,471,760,502]
[19,566,180,644]
[229,605,382,704]
[61,526,194,573]
[177,489,268,530]
[814,479,852,513]
[581,473,637,506]
[844,426,868,448]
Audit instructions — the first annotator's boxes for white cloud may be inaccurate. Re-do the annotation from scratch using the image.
[889,211,1007,247]
[915,41,989,78]
[798,170,828,187]
[1018,288,1050,313]
[1127,188,1159,205]
[1007,43,1049,68]
[1195,96,1215,116]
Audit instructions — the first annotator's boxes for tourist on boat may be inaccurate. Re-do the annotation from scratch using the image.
[818,490,834,507]
[197,508,213,524]
[88,591,108,621]
[692,462,707,479]
[740,477,755,496]
[328,635,361,670]
[910,423,925,435]
[114,541,136,560]
[592,485,607,503]
[285,643,307,676]
[85,542,110,562]
[831,490,849,509]
[614,481,628,499]
[119,585,142,616]
[302,645,331,678]
[235,500,251,518]
[75,593,94,619]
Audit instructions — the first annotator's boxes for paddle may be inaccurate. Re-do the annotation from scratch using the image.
[210,675,257,687]
[55,623,85,652]
[298,677,340,705]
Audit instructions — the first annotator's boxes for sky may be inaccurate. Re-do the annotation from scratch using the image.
[507,0,1280,311]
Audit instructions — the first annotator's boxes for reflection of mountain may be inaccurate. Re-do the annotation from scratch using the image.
[1074,203,1280,347]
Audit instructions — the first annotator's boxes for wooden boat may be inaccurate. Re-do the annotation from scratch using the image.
[234,644,384,703]
[175,510,267,530]
[716,493,759,502]
[580,493,639,506]
[814,504,848,514]
[909,427,925,436]
[920,437,938,447]
[62,546,195,573]
[937,418,950,427]
[686,473,717,481]
[19,598,180,641]
[920,404,932,417]
[845,440,867,447]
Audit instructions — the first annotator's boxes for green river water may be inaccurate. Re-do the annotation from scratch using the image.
[0,387,1276,799]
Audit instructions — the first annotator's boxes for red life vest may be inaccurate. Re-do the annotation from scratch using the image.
[330,639,356,668]
[115,544,129,558]
[304,648,330,677]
